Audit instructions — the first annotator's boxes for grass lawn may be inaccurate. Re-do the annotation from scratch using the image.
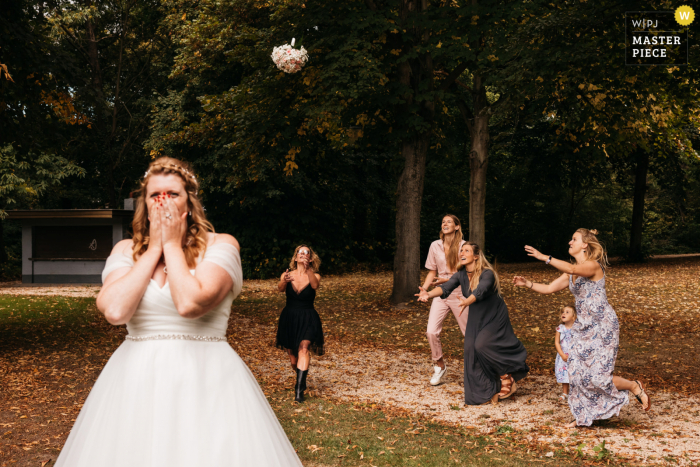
[271,392,600,466]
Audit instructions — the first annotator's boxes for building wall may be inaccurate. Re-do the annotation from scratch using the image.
[21,218,128,284]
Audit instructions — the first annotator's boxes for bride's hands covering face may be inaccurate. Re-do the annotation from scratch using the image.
[148,194,163,251]
[161,194,188,248]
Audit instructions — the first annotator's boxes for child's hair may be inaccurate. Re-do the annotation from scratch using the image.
[561,305,577,323]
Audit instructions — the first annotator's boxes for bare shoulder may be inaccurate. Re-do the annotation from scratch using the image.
[210,233,240,251]
[111,239,134,255]
[314,273,321,281]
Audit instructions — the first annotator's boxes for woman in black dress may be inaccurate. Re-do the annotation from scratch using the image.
[275,245,324,403]
[417,242,528,405]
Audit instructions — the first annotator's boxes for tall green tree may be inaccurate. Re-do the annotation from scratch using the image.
[46,0,172,207]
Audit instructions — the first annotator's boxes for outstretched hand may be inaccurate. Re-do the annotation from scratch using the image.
[524,245,547,262]
[512,276,529,287]
[415,286,430,302]
[458,297,469,316]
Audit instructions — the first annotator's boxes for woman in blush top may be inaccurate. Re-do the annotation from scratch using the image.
[419,214,467,385]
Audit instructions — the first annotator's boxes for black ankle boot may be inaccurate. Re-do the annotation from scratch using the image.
[300,368,308,392]
[295,369,308,403]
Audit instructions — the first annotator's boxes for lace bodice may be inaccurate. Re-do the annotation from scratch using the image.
[101,243,242,339]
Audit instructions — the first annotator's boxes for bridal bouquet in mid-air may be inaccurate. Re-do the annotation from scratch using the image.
[271,38,308,74]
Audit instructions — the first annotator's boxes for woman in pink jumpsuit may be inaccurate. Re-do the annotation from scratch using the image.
[420,214,468,385]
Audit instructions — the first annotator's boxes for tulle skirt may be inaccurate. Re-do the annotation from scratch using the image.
[275,306,324,356]
[55,340,302,467]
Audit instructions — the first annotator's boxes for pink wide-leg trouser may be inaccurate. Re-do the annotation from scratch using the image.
[426,294,468,361]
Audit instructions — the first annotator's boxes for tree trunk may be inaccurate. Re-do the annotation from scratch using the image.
[391,135,429,304]
[85,19,105,107]
[0,220,6,264]
[462,77,491,250]
[628,150,649,261]
[389,0,435,304]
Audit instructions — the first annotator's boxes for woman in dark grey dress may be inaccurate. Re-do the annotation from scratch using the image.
[417,242,528,405]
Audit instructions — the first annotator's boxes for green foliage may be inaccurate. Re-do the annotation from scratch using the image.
[495,424,515,434]
[592,440,612,461]
[0,144,85,217]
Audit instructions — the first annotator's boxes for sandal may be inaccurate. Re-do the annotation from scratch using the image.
[633,380,651,412]
[559,393,569,403]
[498,375,517,400]
[480,393,500,405]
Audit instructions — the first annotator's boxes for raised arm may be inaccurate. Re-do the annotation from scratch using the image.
[278,270,293,292]
[524,245,600,278]
[166,233,238,319]
[470,269,495,302]
[421,270,437,291]
[513,272,570,294]
[97,199,170,325]
[97,239,161,325]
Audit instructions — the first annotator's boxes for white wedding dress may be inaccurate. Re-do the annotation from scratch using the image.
[55,243,302,466]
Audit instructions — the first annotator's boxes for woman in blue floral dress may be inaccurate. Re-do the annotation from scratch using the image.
[513,228,651,427]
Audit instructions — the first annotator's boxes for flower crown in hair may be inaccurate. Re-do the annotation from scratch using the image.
[144,163,197,182]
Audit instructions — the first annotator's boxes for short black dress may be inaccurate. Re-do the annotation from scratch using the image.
[275,282,324,356]
[440,269,529,405]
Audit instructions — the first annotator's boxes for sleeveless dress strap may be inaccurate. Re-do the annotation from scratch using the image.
[201,243,243,299]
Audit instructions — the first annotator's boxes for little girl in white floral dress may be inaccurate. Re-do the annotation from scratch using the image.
[555,305,576,402]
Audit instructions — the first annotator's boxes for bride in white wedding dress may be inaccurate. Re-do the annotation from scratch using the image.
[55,157,302,467]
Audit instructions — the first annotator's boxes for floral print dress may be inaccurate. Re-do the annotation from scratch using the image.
[568,268,629,426]
[555,324,573,384]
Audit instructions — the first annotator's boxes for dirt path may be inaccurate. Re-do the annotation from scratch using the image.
[232,315,700,465]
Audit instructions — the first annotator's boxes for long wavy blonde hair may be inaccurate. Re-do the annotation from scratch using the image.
[462,241,501,294]
[439,214,463,273]
[288,245,321,272]
[575,228,609,268]
[131,157,214,267]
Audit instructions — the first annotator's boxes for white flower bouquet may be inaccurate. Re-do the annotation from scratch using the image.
[271,38,308,74]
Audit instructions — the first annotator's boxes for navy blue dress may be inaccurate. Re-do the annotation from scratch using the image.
[275,282,324,356]
[440,269,528,405]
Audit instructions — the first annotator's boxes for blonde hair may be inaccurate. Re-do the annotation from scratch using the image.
[439,214,463,273]
[288,245,321,272]
[462,241,500,294]
[562,305,577,322]
[575,228,609,268]
[131,157,214,267]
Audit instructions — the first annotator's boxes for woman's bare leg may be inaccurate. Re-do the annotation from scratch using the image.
[288,349,298,371]
[297,340,311,371]
[613,376,649,410]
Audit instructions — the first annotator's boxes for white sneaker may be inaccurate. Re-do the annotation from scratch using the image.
[430,364,446,386]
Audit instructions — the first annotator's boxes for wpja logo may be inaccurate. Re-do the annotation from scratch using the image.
[625,8,692,65]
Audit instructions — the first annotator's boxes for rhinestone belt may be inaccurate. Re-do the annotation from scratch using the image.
[125,334,227,342]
